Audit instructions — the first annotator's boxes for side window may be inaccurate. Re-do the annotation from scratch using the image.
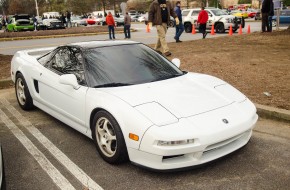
[191,11,200,16]
[50,47,85,85]
[206,11,212,17]
[50,48,70,73]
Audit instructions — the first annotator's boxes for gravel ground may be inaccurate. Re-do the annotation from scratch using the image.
[1,29,289,110]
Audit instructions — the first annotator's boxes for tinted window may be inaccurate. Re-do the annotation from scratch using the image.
[211,9,228,16]
[50,47,85,84]
[182,10,190,16]
[191,10,200,16]
[84,44,183,88]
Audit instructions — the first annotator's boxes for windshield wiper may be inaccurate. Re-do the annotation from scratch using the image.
[151,73,184,82]
[94,83,133,88]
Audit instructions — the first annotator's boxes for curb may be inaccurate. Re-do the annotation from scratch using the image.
[0,29,138,42]
[255,104,290,123]
[0,78,289,123]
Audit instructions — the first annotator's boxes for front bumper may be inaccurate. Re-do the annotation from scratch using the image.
[128,101,258,171]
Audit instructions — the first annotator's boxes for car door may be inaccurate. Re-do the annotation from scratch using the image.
[36,46,88,134]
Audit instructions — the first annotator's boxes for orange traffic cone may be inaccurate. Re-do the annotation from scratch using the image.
[228,25,233,36]
[247,25,251,34]
[146,24,150,33]
[192,24,196,34]
[238,25,242,35]
[210,24,215,35]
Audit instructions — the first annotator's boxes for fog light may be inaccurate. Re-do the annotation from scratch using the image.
[157,139,194,146]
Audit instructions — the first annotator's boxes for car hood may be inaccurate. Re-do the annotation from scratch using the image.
[100,73,241,118]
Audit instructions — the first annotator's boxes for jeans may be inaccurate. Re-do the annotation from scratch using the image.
[268,16,273,32]
[175,23,184,40]
[124,25,131,38]
[108,25,115,39]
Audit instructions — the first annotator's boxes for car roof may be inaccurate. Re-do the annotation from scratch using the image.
[68,40,141,49]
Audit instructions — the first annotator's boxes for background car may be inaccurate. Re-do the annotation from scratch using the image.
[11,41,258,171]
[71,16,87,27]
[230,10,249,19]
[254,11,261,20]
[6,14,34,32]
[272,9,290,26]
[42,19,65,30]
[182,8,244,33]
[246,9,258,18]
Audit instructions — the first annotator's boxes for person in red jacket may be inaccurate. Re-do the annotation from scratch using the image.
[106,12,116,40]
[197,7,208,39]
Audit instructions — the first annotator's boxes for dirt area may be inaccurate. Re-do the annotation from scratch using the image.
[1,29,290,110]
[0,26,122,39]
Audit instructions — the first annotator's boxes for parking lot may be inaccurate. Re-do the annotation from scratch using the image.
[1,88,290,189]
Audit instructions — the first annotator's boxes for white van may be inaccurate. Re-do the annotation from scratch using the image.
[42,12,60,19]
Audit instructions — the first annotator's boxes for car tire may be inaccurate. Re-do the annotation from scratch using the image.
[272,20,277,27]
[15,73,34,110]
[215,23,225,33]
[168,20,175,27]
[1,146,6,190]
[92,110,128,164]
[184,23,192,33]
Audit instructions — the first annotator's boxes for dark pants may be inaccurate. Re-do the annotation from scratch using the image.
[108,25,115,39]
[124,25,131,38]
[175,23,184,40]
[268,16,273,32]
[262,13,269,32]
[199,23,207,38]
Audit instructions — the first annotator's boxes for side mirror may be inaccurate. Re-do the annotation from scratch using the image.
[59,74,80,90]
[172,58,181,68]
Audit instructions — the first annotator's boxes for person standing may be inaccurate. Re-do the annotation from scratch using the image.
[197,7,208,39]
[268,0,274,32]
[32,15,37,31]
[66,11,71,28]
[261,0,271,32]
[106,12,116,40]
[174,1,184,43]
[148,0,178,56]
[124,12,131,39]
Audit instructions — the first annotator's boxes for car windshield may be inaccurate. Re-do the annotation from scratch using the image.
[211,9,228,16]
[84,44,184,88]
[182,10,190,16]
[72,16,81,20]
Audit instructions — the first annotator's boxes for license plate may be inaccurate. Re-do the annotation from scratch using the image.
[56,25,59,27]
[24,28,28,30]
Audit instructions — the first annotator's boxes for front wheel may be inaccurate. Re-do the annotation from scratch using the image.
[184,23,192,33]
[15,73,34,110]
[215,23,225,33]
[168,20,175,27]
[92,110,128,164]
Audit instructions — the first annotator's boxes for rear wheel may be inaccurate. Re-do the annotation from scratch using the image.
[215,23,225,33]
[92,110,128,164]
[184,23,192,33]
[15,73,34,110]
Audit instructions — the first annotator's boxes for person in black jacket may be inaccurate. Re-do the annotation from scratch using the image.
[268,0,274,32]
[261,0,271,32]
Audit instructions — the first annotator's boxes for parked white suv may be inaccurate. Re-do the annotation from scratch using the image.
[182,8,245,33]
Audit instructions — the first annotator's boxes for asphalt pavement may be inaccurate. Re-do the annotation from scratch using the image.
[0,88,290,189]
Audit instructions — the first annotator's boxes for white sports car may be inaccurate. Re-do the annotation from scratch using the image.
[11,41,258,171]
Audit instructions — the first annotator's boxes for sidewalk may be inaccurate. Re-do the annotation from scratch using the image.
[0,78,289,123]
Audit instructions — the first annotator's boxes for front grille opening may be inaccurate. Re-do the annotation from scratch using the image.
[163,154,184,160]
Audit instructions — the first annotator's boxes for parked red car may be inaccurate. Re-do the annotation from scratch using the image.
[247,9,258,18]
